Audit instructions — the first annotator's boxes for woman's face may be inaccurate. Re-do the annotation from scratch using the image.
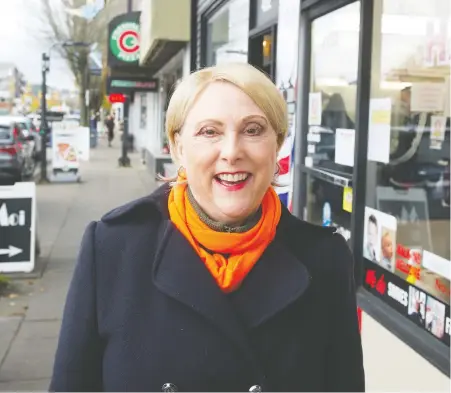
[175,82,278,225]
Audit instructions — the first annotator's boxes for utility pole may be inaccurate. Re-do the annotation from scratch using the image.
[39,53,50,183]
[118,0,133,167]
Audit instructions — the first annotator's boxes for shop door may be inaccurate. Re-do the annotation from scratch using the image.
[248,26,277,81]
[297,1,361,243]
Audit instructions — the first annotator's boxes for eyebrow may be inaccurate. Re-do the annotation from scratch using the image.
[195,115,268,128]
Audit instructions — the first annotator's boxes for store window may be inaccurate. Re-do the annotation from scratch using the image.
[205,0,250,66]
[304,2,360,240]
[251,0,279,29]
[363,0,450,347]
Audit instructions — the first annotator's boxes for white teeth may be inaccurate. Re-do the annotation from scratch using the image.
[217,173,249,182]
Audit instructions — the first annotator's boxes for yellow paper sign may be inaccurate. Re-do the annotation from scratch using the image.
[343,187,353,213]
[371,109,390,125]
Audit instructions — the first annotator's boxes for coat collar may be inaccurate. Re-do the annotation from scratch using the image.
[103,183,311,354]
[150,185,310,344]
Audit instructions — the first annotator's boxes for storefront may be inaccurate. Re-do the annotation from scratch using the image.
[151,46,191,178]
[195,0,450,379]
[198,0,278,81]
[138,0,191,179]
[291,0,450,376]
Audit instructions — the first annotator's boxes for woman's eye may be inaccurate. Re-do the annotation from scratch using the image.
[245,126,262,136]
[199,128,217,137]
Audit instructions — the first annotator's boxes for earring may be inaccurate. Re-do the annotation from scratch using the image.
[177,165,186,178]
[274,163,280,177]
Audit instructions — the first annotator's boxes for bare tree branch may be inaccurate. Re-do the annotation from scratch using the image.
[30,0,109,124]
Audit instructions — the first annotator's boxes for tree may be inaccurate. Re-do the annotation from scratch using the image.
[34,0,105,126]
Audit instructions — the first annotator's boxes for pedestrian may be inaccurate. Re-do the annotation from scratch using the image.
[105,114,115,147]
[49,63,365,392]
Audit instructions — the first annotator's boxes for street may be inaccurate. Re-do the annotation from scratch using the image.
[0,140,155,390]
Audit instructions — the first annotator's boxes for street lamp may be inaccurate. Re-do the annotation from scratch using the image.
[39,41,90,184]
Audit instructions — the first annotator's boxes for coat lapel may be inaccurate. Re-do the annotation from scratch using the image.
[152,207,311,337]
[228,237,311,329]
[152,219,251,352]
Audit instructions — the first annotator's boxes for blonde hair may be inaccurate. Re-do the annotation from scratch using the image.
[161,62,289,184]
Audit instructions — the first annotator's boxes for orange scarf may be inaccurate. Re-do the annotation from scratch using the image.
[168,179,282,292]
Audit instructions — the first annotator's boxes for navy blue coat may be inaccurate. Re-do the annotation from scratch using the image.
[49,184,365,392]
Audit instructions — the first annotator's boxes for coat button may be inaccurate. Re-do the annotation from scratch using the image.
[249,385,262,392]
[162,382,178,392]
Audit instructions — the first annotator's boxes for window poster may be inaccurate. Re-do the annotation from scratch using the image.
[363,204,450,346]
[363,207,397,273]
[410,83,445,113]
[368,98,391,164]
[430,115,447,150]
[363,258,450,346]
[375,186,450,305]
[335,128,355,167]
[308,92,322,126]
[342,186,353,213]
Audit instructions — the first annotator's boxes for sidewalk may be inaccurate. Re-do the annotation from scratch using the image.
[0,140,156,390]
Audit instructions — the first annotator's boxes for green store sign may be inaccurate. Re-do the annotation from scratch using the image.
[109,21,140,63]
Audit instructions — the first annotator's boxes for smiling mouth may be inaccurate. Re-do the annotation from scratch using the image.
[214,172,251,189]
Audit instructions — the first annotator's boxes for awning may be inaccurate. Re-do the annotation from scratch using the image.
[139,0,190,72]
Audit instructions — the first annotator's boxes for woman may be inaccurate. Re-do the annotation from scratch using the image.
[50,63,365,392]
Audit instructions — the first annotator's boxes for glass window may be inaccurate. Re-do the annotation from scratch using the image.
[205,0,250,66]
[304,2,360,242]
[306,2,361,178]
[304,174,352,242]
[363,0,450,346]
[252,0,279,29]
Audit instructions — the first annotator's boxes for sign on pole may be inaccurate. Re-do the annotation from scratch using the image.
[0,182,36,273]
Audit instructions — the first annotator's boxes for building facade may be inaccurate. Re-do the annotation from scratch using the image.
[192,0,451,387]
[0,64,26,115]
[134,0,191,179]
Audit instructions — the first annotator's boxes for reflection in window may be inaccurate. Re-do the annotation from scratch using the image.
[306,2,360,177]
[364,0,450,310]
[304,2,360,242]
[205,0,250,66]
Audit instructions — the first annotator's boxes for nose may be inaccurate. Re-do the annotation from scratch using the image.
[219,132,242,164]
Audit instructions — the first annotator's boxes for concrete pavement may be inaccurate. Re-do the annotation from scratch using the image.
[0,140,155,390]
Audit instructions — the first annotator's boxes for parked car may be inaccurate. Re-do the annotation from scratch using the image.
[0,118,36,183]
[2,115,43,162]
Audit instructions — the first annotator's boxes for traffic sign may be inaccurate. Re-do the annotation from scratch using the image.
[0,182,36,273]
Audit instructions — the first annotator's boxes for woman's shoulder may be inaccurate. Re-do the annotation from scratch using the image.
[78,184,172,273]
[279,209,353,272]
[100,183,171,226]
[279,208,339,245]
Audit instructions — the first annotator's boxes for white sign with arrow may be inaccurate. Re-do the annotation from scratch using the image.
[0,246,23,258]
[0,182,36,273]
